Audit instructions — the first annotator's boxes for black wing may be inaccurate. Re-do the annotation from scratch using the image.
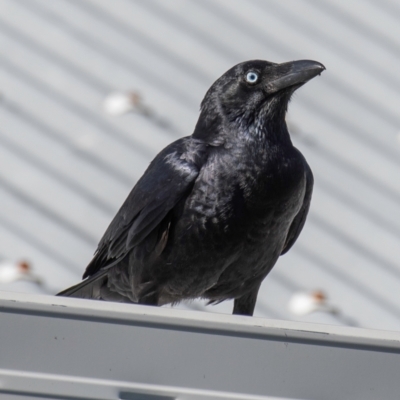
[281,162,313,255]
[83,137,207,278]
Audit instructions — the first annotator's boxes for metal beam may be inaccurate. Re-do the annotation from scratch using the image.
[0,291,399,399]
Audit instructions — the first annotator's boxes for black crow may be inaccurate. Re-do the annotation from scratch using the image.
[58,59,325,316]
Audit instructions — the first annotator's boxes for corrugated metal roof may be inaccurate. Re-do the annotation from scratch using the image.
[0,0,399,329]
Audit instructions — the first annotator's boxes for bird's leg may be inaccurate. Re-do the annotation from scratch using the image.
[137,281,160,306]
[138,292,159,306]
[232,284,261,316]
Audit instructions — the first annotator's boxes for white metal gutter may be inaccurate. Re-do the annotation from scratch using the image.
[0,291,399,400]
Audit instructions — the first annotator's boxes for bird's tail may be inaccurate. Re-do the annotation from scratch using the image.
[57,270,109,299]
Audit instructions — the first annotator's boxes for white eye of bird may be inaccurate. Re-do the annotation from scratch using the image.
[246,71,259,84]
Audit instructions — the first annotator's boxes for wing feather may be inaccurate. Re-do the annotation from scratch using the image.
[281,162,313,255]
[83,137,206,278]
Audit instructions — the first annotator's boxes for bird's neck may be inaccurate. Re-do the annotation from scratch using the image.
[229,104,293,150]
[192,107,225,146]
[193,106,292,149]
[241,116,292,147]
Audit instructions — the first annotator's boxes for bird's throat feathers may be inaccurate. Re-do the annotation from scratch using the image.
[193,96,292,148]
[238,103,292,146]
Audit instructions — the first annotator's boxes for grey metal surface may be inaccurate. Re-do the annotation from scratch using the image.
[0,0,399,330]
[1,291,400,400]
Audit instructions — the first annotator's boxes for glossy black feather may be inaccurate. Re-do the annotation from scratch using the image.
[83,137,205,278]
[281,160,314,255]
[58,59,324,315]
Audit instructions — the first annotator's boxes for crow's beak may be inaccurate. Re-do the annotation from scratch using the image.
[266,60,325,93]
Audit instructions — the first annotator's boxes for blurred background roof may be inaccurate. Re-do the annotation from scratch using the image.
[0,0,399,330]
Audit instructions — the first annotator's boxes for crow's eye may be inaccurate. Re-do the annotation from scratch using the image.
[245,71,259,84]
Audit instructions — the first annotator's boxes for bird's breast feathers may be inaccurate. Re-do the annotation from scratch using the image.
[185,144,306,229]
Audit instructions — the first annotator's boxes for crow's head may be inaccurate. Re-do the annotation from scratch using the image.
[193,59,325,144]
